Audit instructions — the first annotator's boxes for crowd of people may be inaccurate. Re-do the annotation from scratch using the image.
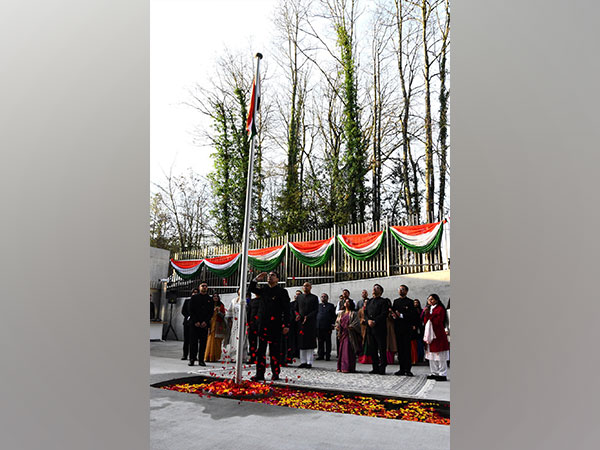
[179,273,450,382]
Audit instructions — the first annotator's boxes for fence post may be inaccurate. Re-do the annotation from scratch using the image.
[284,233,289,287]
[332,224,338,283]
[385,218,391,277]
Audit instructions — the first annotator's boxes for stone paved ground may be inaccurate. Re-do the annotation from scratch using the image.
[151,340,449,401]
[150,340,450,450]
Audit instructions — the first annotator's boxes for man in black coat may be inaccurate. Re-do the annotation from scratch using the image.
[392,284,418,376]
[285,290,302,365]
[316,293,337,361]
[188,282,213,367]
[365,283,389,375]
[249,271,291,381]
[296,282,319,368]
[246,290,259,364]
[180,288,197,360]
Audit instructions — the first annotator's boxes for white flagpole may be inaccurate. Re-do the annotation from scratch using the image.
[235,52,262,384]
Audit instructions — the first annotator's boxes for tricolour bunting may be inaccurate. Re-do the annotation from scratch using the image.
[389,220,445,253]
[203,253,241,278]
[170,259,203,280]
[337,231,385,261]
[248,244,285,272]
[289,236,334,267]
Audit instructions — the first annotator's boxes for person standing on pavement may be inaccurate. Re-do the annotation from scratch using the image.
[296,282,319,368]
[316,293,337,361]
[423,294,450,381]
[188,282,213,367]
[249,271,291,381]
[246,291,260,364]
[412,299,425,363]
[357,296,372,364]
[365,284,389,375]
[392,284,418,376]
[285,290,302,365]
[204,293,227,362]
[181,288,197,360]
[335,298,361,373]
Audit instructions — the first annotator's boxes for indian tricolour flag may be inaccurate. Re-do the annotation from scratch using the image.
[246,75,261,137]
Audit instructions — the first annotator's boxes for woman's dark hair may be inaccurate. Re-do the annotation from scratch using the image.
[345,298,355,311]
[428,294,448,327]
[413,298,422,310]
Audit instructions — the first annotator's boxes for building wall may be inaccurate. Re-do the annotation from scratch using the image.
[150,247,171,323]
[150,247,170,281]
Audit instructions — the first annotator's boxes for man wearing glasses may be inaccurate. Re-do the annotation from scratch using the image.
[249,271,291,381]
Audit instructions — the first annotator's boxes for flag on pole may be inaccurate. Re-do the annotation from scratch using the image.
[246,75,261,137]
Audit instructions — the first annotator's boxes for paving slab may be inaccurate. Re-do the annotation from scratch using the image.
[150,340,450,450]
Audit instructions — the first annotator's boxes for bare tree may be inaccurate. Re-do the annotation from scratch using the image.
[152,168,212,252]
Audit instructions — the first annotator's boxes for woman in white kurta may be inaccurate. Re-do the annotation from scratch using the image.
[223,294,247,363]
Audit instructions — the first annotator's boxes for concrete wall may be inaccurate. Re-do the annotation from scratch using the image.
[150,247,171,323]
[150,247,170,281]
[308,270,451,307]
[162,270,450,341]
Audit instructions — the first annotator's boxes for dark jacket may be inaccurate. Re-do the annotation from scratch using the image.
[316,302,337,329]
[247,295,261,326]
[365,296,389,335]
[189,293,213,326]
[392,296,417,335]
[297,292,319,349]
[182,298,191,325]
[249,280,291,335]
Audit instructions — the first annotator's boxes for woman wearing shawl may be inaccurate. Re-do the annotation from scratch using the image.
[335,298,361,373]
[204,293,227,362]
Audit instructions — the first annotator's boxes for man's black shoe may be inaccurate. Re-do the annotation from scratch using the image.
[198,361,206,367]
[188,361,195,366]
[369,369,379,374]
[325,356,331,361]
[378,369,386,375]
[404,371,414,377]
[298,363,308,368]
[427,374,437,380]
[250,375,265,382]
[435,375,447,381]
[306,364,312,369]
[394,370,404,376]
[271,375,280,381]
[316,356,324,360]
[181,356,187,360]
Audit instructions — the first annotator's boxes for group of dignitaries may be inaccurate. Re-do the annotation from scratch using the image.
[180,272,449,382]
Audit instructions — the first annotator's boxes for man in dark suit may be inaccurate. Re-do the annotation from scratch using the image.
[249,271,291,381]
[316,293,337,361]
[296,282,319,368]
[246,290,260,364]
[188,282,213,367]
[180,288,197,360]
[365,283,389,375]
[285,290,302,365]
[392,284,418,376]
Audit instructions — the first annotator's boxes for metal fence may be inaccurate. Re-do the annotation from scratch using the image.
[167,212,448,297]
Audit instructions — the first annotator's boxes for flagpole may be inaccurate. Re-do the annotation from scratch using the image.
[235,52,262,384]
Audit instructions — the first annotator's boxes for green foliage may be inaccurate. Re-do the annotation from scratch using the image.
[206,88,251,245]
[336,23,368,224]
